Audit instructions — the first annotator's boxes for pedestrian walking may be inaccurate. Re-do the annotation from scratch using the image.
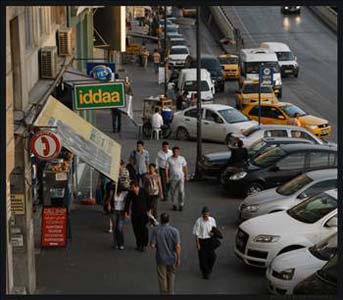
[129,140,150,184]
[111,108,122,133]
[140,44,150,69]
[166,146,188,211]
[155,141,173,201]
[124,76,133,120]
[143,163,163,219]
[124,181,151,252]
[193,206,218,279]
[108,182,128,250]
[104,179,115,233]
[152,49,161,74]
[119,159,131,190]
[150,213,181,295]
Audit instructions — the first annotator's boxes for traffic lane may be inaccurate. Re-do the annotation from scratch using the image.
[222,6,337,141]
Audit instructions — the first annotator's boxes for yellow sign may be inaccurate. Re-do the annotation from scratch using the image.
[11,194,25,215]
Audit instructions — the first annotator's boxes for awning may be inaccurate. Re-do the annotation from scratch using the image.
[33,96,121,182]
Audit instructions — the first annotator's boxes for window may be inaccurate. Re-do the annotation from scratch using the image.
[218,109,248,124]
[264,130,288,137]
[300,179,337,199]
[329,153,337,167]
[282,105,307,117]
[24,7,34,49]
[184,108,201,118]
[205,110,222,123]
[249,106,260,117]
[262,107,283,119]
[309,151,330,168]
[276,152,306,170]
[291,130,318,143]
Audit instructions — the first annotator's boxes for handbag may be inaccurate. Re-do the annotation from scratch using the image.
[210,236,221,250]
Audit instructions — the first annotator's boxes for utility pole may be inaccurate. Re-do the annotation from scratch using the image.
[164,5,168,97]
[194,6,202,180]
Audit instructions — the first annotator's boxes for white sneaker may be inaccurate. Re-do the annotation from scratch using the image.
[119,246,125,250]
[108,229,113,233]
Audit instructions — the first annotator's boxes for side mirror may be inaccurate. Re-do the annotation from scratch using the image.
[215,118,224,124]
[269,166,279,172]
[325,217,337,228]
[297,192,308,200]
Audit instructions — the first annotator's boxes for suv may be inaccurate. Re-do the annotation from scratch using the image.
[221,144,337,196]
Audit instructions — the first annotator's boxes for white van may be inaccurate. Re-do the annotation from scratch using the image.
[176,68,215,102]
[260,42,299,77]
[239,48,283,98]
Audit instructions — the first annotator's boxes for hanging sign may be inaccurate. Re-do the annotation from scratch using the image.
[31,131,62,160]
[86,63,116,81]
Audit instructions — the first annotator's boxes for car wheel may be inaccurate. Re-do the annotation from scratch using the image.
[176,127,190,141]
[246,182,264,196]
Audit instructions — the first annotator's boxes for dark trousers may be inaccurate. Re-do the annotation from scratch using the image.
[198,238,217,276]
[159,168,169,201]
[110,211,125,247]
[131,214,149,248]
[149,195,159,219]
[111,110,121,132]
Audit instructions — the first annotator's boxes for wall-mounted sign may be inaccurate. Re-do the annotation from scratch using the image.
[42,207,67,247]
[74,82,125,110]
[31,131,62,160]
[11,234,24,247]
[10,194,25,215]
[86,63,115,81]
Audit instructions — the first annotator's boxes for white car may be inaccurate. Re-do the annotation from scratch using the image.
[234,189,337,268]
[239,168,337,221]
[171,104,258,143]
[266,232,337,295]
[168,45,190,67]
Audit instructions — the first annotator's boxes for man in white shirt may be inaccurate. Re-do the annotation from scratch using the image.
[152,107,164,130]
[192,206,217,279]
[155,141,173,201]
[166,146,188,211]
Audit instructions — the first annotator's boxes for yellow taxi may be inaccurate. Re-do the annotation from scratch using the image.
[235,80,279,110]
[241,102,331,138]
[218,54,240,80]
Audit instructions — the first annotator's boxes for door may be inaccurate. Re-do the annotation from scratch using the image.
[260,106,287,124]
[202,109,226,141]
[183,108,202,138]
[306,151,332,172]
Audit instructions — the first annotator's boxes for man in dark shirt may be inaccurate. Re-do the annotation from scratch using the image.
[176,91,188,110]
[125,180,151,252]
[230,139,248,168]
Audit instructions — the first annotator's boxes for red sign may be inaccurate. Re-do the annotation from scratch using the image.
[42,207,67,247]
[31,131,62,160]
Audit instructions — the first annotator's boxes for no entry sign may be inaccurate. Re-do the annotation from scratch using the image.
[42,207,67,247]
[31,131,62,160]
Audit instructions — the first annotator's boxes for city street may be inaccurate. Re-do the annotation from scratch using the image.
[31,6,337,295]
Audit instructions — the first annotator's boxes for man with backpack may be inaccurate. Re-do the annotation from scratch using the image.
[129,140,150,185]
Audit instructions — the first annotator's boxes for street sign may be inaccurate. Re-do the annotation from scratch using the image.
[86,63,115,81]
[31,131,62,160]
[74,82,125,110]
[42,207,67,247]
[10,194,25,215]
[259,66,274,87]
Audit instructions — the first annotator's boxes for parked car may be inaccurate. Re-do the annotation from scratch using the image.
[234,189,338,268]
[221,144,337,196]
[235,80,279,110]
[169,37,188,47]
[241,102,332,138]
[239,168,337,221]
[293,255,337,295]
[218,54,240,80]
[227,124,330,148]
[266,232,337,295]
[198,137,313,179]
[166,31,183,39]
[171,104,258,143]
[281,6,301,14]
[168,45,190,68]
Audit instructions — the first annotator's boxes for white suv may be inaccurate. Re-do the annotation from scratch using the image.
[234,189,338,268]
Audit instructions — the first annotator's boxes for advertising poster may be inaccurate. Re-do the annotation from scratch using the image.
[42,207,67,247]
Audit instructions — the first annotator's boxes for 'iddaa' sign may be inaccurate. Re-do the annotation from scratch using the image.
[74,82,125,110]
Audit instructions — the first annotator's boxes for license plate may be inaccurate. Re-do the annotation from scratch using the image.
[284,70,292,73]
[322,130,329,135]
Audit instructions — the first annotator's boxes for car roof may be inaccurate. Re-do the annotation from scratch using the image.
[240,48,278,62]
[279,143,337,153]
[219,54,239,58]
[260,42,291,52]
[305,168,337,180]
[260,124,310,131]
[262,137,312,144]
[170,45,188,49]
[187,104,234,111]
[247,102,293,108]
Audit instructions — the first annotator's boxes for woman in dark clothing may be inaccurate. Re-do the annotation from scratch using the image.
[230,139,248,168]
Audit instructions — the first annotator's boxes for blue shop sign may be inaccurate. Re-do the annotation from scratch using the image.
[86,63,116,81]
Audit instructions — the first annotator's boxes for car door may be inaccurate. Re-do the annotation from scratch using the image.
[320,213,338,241]
[306,151,333,172]
[202,109,226,142]
[183,108,202,138]
[265,151,307,187]
[261,106,287,124]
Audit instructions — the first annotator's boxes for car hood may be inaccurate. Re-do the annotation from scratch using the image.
[242,187,286,205]
[299,115,329,126]
[230,120,259,134]
[240,210,305,237]
[279,60,297,66]
[271,248,324,273]
[205,151,231,161]
[242,93,276,100]
[225,161,259,174]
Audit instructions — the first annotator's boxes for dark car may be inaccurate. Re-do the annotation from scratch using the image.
[281,6,301,14]
[199,137,313,179]
[293,255,337,295]
[185,55,225,92]
[221,144,337,197]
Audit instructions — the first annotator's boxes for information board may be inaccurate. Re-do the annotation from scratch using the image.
[42,207,67,247]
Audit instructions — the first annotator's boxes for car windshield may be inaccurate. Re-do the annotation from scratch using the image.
[242,125,261,137]
[276,175,313,196]
[170,48,188,55]
[219,56,239,64]
[184,80,210,92]
[218,109,249,124]
[282,104,307,117]
[287,192,337,224]
[276,51,295,61]
[248,140,267,154]
[252,147,286,167]
[166,26,178,33]
[202,59,222,72]
[171,40,186,46]
[309,234,337,261]
[245,61,280,74]
[242,84,273,94]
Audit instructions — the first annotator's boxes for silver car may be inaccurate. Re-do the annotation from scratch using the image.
[238,168,337,221]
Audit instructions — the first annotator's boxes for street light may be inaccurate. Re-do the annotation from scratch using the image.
[164,5,168,97]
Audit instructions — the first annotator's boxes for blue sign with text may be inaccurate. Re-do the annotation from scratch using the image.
[86,63,115,81]
[259,66,274,87]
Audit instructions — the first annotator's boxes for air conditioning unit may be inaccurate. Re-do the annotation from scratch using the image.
[40,46,58,79]
[57,28,73,56]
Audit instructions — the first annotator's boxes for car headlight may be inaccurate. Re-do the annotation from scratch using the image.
[277,268,295,280]
[296,6,300,9]
[285,6,289,9]
[254,235,280,243]
[242,204,259,212]
[275,79,282,86]
[306,125,318,129]
[230,171,247,180]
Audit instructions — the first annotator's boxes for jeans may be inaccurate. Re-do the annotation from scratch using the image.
[109,211,125,247]
[111,110,121,132]
[156,264,176,295]
[131,214,149,248]
[169,179,185,207]
[159,168,169,201]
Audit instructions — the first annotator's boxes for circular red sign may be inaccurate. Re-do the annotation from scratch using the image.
[31,131,62,160]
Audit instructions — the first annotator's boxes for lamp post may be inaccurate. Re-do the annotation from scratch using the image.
[194,6,202,180]
[164,5,168,97]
